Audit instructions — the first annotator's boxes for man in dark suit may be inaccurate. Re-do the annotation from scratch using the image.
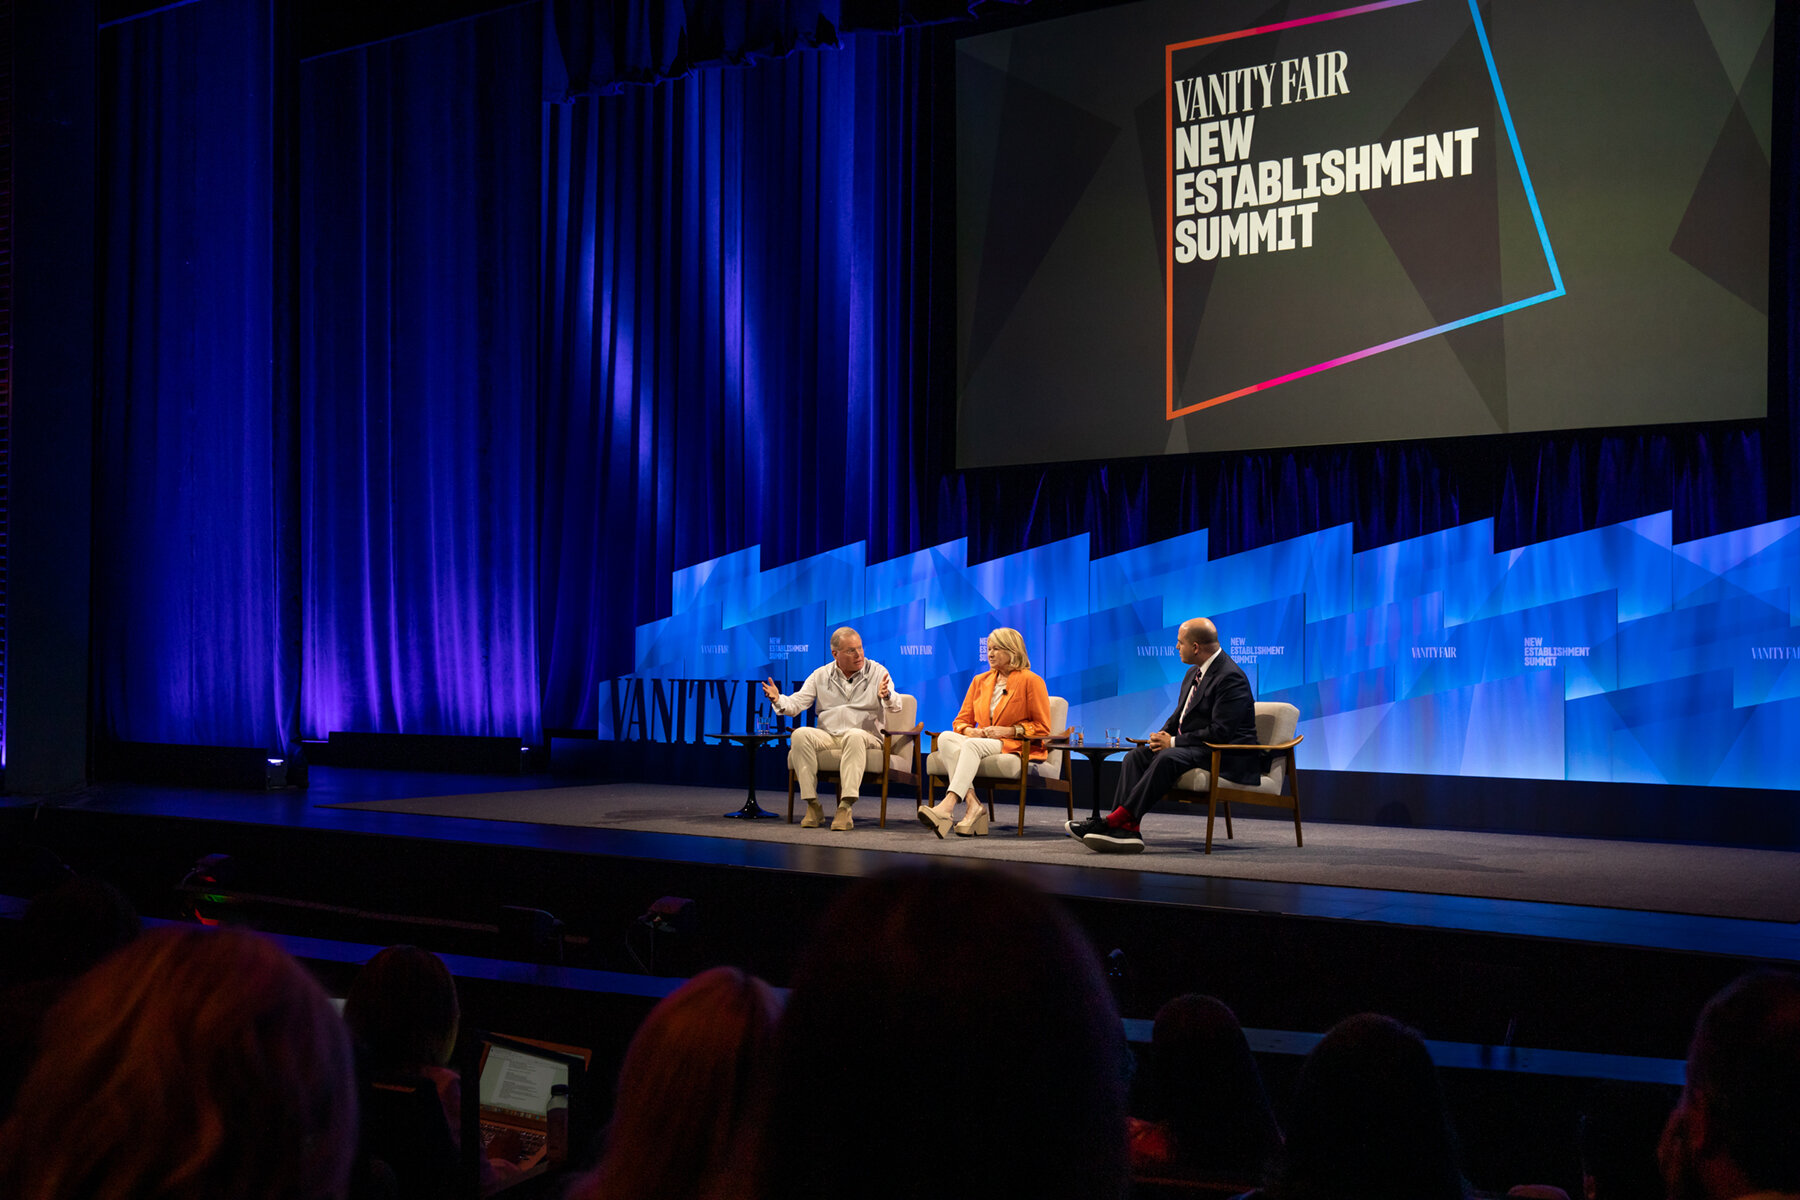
[1070,617,1258,854]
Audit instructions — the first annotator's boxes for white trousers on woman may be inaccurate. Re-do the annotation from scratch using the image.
[928,731,1008,799]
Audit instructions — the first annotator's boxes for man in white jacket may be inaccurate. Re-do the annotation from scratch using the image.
[763,627,901,831]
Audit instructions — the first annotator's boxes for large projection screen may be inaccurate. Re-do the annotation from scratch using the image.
[955,0,1775,468]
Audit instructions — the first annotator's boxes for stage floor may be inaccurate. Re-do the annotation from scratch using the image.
[25,768,1800,964]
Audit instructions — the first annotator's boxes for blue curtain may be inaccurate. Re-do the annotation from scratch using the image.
[543,0,1028,95]
[94,0,298,751]
[298,7,541,738]
[537,32,936,728]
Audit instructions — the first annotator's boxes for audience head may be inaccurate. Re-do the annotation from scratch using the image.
[1146,993,1281,1178]
[571,965,780,1200]
[1660,970,1800,1200]
[343,944,460,1071]
[1272,1012,1464,1200]
[1577,1081,1676,1200]
[743,866,1129,1200]
[17,874,140,981]
[0,925,358,1200]
[985,626,1030,671]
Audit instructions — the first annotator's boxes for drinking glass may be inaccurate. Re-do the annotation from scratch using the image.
[1104,727,1122,745]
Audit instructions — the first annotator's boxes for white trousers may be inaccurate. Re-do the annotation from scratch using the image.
[927,731,1007,800]
[789,726,882,801]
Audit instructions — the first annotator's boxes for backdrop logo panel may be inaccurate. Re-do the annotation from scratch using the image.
[1164,0,1562,417]
[603,513,1800,792]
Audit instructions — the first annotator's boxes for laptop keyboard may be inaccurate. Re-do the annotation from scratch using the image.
[480,1122,546,1159]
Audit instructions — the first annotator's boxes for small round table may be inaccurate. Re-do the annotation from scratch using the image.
[710,731,788,820]
[1049,738,1135,821]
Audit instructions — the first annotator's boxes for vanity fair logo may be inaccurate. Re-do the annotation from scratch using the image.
[1137,645,1179,656]
[699,645,730,655]
[899,645,934,655]
[1750,646,1800,659]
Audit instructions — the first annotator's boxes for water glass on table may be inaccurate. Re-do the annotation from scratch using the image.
[1067,725,1084,745]
[1104,727,1122,745]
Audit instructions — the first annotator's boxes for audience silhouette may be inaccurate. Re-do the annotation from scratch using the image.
[1251,1013,1467,1200]
[568,964,780,1200]
[726,866,1130,1200]
[1129,993,1281,1184]
[0,925,357,1200]
[1658,970,1800,1200]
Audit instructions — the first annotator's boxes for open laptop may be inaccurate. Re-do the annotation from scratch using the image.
[468,1032,589,1183]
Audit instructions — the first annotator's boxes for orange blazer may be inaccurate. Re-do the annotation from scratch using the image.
[952,668,1052,759]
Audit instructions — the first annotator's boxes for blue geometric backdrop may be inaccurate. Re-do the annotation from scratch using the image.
[605,511,1800,789]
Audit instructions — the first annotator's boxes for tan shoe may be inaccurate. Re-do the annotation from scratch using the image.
[917,803,953,839]
[952,800,989,837]
[831,799,855,831]
[800,799,824,828]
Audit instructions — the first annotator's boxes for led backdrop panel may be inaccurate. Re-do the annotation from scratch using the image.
[605,511,1800,790]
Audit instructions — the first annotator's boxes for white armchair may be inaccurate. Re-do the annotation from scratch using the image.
[785,693,923,828]
[1164,701,1304,853]
[924,695,1074,836]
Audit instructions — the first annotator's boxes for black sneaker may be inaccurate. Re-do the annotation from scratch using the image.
[1082,825,1146,854]
[1065,815,1108,839]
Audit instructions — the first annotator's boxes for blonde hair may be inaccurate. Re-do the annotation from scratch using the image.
[0,926,357,1200]
[571,966,781,1200]
[987,627,1030,672]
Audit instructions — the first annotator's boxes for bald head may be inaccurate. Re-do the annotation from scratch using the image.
[1181,618,1218,647]
[1177,618,1218,666]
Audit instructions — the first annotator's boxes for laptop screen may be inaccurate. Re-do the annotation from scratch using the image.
[477,1041,570,1123]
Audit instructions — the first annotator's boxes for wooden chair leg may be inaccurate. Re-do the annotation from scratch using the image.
[1290,757,1303,847]
[1204,791,1217,854]
[787,770,796,824]
[1015,776,1027,836]
[1223,799,1234,840]
[880,768,889,828]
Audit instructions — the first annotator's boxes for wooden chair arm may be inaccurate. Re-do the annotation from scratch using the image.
[884,722,924,748]
[1204,734,1303,752]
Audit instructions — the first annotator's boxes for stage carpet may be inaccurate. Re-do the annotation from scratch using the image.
[322,784,1800,923]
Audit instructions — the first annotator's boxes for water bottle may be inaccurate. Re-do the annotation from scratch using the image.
[545,1083,569,1165]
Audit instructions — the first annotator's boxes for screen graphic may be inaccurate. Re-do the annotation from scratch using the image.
[603,513,1800,792]
[956,0,1774,466]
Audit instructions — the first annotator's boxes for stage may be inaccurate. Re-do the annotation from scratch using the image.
[321,781,1800,927]
[8,764,1797,1065]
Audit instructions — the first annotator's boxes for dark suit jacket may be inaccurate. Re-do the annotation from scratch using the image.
[1162,652,1261,785]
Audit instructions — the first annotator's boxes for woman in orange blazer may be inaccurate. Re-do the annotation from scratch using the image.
[918,627,1052,837]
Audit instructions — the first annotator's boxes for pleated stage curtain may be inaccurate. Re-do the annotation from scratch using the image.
[537,32,938,728]
[298,7,543,738]
[93,0,298,751]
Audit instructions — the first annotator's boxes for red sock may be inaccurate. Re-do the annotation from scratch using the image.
[1105,807,1137,830]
